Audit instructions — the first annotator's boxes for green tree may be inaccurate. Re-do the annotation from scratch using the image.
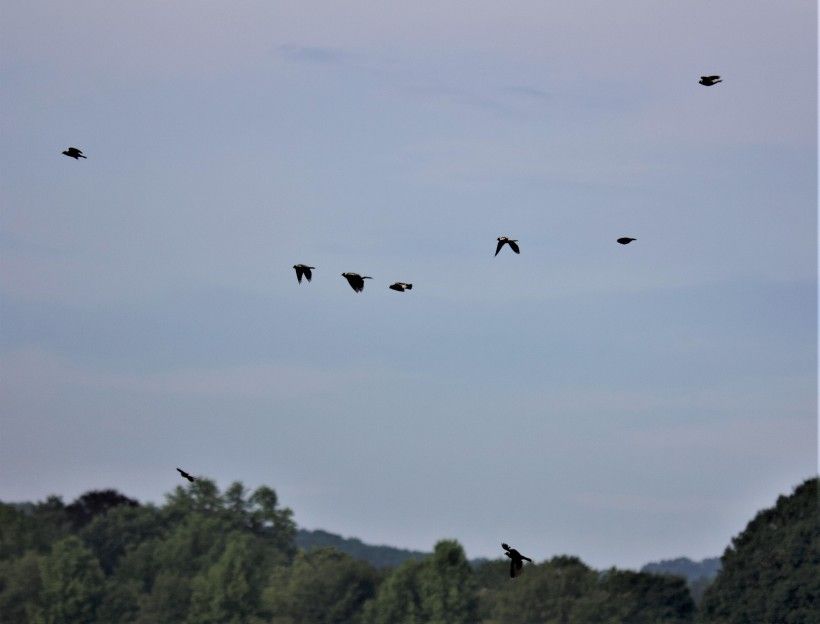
[417,540,477,624]
[81,504,163,574]
[96,579,141,624]
[361,559,424,624]
[187,532,268,624]
[0,551,43,623]
[264,547,379,624]
[698,477,819,624]
[135,572,192,624]
[37,536,105,624]
[363,540,477,624]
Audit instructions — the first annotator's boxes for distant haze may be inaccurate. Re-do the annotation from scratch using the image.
[0,1,815,569]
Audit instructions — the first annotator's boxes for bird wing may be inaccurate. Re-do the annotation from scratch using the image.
[508,240,520,254]
[389,283,401,291]
[707,75,720,80]
[176,468,190,478]
[295,266,304,283]
[346,275,364,291]
[495,240,505,256]
[304,267,312,282]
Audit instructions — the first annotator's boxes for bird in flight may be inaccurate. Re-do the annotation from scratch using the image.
[502,543,532,578]
[495,237,520,256]
[293,264,315,284]
[176,468,196,483]
[699,75,722,86]
[62,147,87,159]
[617,237,636,245]
[342,272,372,292]
[389,282,413,292]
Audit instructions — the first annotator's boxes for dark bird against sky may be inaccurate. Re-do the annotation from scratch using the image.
[176,468,196,483]
[502,542,533,578]
[389,282,413,292]
[342,272,372,293]
[61,147,86,159]
[617,237,636,245]
[699,75,722,86]
[293,264,315,284]
[495,237,520,256]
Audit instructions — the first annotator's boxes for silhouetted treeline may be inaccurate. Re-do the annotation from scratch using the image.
[0,477,815,623]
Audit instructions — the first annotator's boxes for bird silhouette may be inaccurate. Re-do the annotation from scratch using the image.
[699,75,722,86]
[62,147,86,159]
[176,468,196,483]
[293,264,315,284]
[502,543,532,578]
[342,272,372,292]
[389,282,413,292]
[617,237,636,245]
[495,237,520,256]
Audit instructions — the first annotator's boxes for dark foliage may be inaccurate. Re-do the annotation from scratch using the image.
[698,477,819,624]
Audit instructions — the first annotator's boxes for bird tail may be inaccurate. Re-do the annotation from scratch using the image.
[405,284,412,289]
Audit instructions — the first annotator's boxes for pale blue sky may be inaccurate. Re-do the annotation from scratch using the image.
[0,1,816,568]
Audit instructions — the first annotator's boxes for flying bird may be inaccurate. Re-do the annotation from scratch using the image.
[617,237,636,245]
[389,282,413,292]
[176,468,196,483]
[342,272,372,293]
[699,75,722,86]
[62,147,87,159]
[502,543,532,578]
[293,264,315,284]
[495,237,520,256]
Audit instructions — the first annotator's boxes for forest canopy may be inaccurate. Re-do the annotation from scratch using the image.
[0,477,815,623]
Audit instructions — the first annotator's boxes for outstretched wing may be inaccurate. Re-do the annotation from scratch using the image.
[495,240,505,256]
[706,75,720,80]
[295,266,304,283]
[346,275,364,292]
[508,240,520,254]
[303,267,313,282]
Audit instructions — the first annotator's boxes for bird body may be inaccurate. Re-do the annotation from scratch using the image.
[495,237,520,256]
[389,282,413,292]
[502,543,532,578]
[699,75,721,86]
[176,468,196,483]
[293,264,315,284]
[62,147,86,159]
[617,237,636,245]
[342,272,372,292]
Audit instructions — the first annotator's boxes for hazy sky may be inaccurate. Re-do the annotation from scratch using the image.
[1,1,816,569]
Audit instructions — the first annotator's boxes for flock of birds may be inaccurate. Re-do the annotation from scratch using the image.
[68,73,722,579]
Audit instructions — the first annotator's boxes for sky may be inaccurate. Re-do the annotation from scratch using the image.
[0,1,816,569]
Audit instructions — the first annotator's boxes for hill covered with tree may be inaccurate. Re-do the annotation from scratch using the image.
[641,557,721,604]
[296,529,428,569]
[0,477,814,623]
[697,477,819,624]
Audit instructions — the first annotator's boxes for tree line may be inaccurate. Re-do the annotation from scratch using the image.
[0,477,815,623]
